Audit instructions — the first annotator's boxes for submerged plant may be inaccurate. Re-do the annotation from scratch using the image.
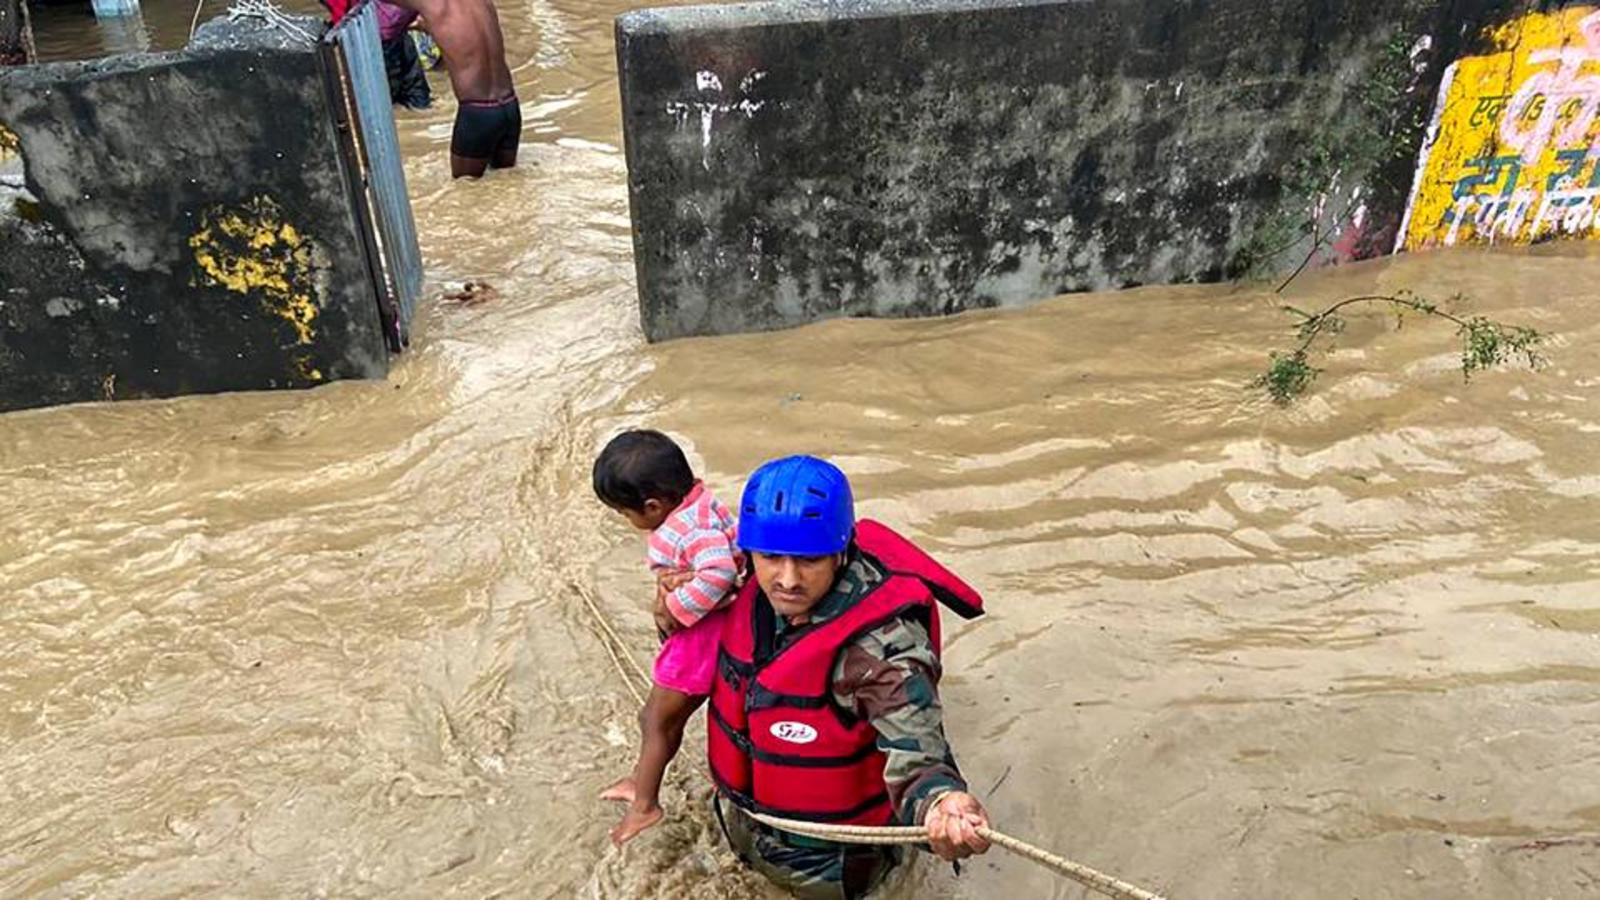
[1254,291,1545,405]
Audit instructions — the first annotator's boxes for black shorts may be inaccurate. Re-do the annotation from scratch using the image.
[451,94,521,161]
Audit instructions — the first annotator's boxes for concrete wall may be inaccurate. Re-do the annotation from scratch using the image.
[617,0,1541,341]
[1,0,32,66]
[0,15,389,413]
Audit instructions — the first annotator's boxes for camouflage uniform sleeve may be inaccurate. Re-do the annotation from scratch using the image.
[832,616,968,826]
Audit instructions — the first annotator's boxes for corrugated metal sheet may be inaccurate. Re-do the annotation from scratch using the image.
[328,2,422,343]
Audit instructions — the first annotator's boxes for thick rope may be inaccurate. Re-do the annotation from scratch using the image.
[572,582,649,707]
[225,0,319,45]
[572,581,1165,899]
[745,811,1167,900]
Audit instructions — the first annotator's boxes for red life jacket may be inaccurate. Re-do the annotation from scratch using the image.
[708,519,984,825]
[322,0,355,25]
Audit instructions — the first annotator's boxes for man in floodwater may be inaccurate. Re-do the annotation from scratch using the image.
[695,455,994,898]
[387,0,519,178]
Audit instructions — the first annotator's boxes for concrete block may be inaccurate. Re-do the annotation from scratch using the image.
[0,14,390,413]
[616,0,1528,340]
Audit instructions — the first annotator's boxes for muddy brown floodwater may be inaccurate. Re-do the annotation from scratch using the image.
[5,2,1600,898]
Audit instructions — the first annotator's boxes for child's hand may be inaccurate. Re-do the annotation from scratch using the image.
[654,569,691,610]
[652,569,693,638]
[655,568,694,597]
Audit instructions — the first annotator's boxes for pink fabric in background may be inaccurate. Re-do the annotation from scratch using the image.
[375,0,418,42]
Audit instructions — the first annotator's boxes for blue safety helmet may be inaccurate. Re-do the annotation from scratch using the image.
[737,455,855,556]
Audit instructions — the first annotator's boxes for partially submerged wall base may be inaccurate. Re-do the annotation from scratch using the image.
[0,15,389,413]
[618,0,1581,341]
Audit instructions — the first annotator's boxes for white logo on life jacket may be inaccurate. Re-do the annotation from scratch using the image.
[769,721,818,744]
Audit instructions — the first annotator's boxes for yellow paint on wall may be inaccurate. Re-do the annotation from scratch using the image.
[0,123,20,163]
[1400,7,1600,250]
[188,196,322,349]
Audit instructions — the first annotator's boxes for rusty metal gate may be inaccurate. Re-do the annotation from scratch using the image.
[323,1,422,351]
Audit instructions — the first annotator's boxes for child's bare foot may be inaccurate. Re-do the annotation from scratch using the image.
[599,777,637,804]
[610,804,664,846]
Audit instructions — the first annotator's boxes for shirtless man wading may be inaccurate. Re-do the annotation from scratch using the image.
[390,0,519,178]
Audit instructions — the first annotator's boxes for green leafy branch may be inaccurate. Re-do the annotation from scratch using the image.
[1255,291,1546,405]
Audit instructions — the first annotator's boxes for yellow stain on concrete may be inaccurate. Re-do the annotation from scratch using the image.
[0,123,20,163]
[189,196,321,348]
[1400,7,1600,250]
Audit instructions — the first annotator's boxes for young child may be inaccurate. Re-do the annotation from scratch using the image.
[591,429,741,846]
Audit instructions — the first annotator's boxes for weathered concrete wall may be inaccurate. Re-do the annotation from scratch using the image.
[617,0,1538,341]
[0,15,388,413]
[1398,4,1600,250]
[0,0,33,66]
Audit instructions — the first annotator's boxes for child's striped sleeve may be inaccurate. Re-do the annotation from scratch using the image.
[662,526,739,626]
